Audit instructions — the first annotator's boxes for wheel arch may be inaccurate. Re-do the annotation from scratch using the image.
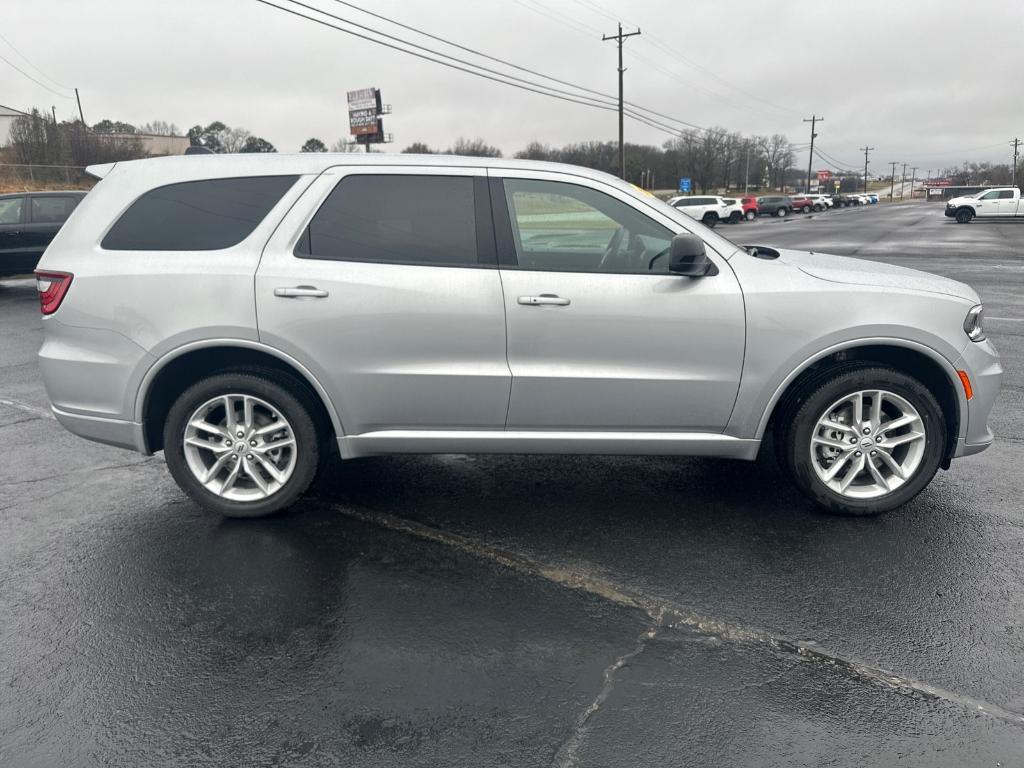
[758,340,964,466]
[136,340,343,453]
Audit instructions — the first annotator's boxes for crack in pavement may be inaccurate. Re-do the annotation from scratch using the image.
[332,504,1024,730]
[551,621,660,768]
[0,397,55,420]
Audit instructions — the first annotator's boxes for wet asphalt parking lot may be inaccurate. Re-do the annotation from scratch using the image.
[2,200,1024,766]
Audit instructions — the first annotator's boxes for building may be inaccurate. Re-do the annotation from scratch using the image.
[99,132,190,156]
[0,104,31,146]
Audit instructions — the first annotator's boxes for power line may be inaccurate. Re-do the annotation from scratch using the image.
[257,0,712,141]
[0,31,72,91]
[320,0,712,135]
[0,50,74,99]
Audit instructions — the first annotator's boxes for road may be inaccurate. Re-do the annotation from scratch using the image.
[2,200,1023,766]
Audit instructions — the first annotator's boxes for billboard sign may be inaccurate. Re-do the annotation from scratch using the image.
[817,169,831,183]
[349,108,379,136]
[347,87,377,110]
[678,177,692,193]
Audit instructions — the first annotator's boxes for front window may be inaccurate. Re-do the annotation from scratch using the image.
[503,178,674,274]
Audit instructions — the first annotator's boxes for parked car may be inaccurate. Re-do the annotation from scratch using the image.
[37,154,1000,518]
[804,193,833,211]
[945,187,1024,223]
[666,195,728,227]
[756,195,794,217]
[790,195,814,214]
[832,194,858,208]
[0,191,86,278]
[719,197,744,223]
[739,195,759,220]
[866,193,879,204]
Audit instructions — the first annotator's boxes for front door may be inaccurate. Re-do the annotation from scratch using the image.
[256,167,511,436]
[974,189,1001,217]
[492,172,745,432]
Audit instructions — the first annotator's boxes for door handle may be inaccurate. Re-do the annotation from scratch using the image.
[273,286,329,299]
[517,294,571,306]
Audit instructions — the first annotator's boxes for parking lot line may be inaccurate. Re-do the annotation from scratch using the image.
[333,503,1024,729]
[0,397,55,420]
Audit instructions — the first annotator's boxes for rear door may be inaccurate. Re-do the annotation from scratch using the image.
[995,189,1019,216]
[491,170,745,432]
[255,166,511,436]
[0,195,28,276]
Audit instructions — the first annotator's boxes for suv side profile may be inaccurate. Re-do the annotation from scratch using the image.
[37,155,1000,519]
[0,191,87,278]
[665,195,726,227]
[756,195,794,217]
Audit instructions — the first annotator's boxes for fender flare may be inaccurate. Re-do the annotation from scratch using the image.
[753,336,967,442]
[134,338,346,444]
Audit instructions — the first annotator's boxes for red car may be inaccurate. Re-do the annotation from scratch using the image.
[739,196,758,220]
[790,195,814,213]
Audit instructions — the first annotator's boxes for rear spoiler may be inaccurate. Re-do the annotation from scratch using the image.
[85,162,116,180]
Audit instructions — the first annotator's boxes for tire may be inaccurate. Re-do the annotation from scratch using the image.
[802,205,812,214]
[775,207,788,217]
[728,211,742,224]
[955,208,974,224]
[701,212,718,228]
[745,209,756,221]
[776,366,946,516]
[163,371,321,518]
[813,204,823,212]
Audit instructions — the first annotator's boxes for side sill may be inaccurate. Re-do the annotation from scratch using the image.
[51,405,148,454]
[338,430,761,460]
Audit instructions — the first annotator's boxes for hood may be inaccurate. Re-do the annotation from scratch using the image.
[771,248,978,301]
[947,195,976,206]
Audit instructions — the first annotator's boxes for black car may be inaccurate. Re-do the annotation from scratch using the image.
[756,195,793,217]
[0,191,87,278]
[831,194,860,208]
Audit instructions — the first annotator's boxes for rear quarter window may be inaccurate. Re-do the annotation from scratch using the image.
[101,175,298,251]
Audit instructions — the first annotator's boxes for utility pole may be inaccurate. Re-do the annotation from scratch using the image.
[899,162,907,200]
[744,142,751,194]
[1012,138,1021,188]
[860,146,874,193]
[51,105,57,124]
[889,161,898,201]
[909,166,918,200]
[74,87,85,126]
[803,115,823,193]
[603,23,641,180]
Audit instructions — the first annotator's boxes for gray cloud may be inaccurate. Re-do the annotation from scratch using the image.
[4,0,1021,173]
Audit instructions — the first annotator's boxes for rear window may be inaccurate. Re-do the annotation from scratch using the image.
[30,195,79,224]
[295,174,479,266]
[101,175,298,251]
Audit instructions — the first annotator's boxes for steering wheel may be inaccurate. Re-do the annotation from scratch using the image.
[597,226,626,270]
[647,246,670,271]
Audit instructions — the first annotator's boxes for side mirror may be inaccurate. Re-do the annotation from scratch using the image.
[668,233,717,277]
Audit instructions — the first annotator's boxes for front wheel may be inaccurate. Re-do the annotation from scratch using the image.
[775,207,788,217]
[163,372,321,518]
[777,366,945,515]
[955,208,974,224]
[701,212,718,228]
[728,211,742,224]
[813,204,823,212]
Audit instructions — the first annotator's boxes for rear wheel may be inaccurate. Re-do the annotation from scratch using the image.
[163,372,320,518]
[802,204,812,213]
[776,366,945,515]
[744,209,756,221]
[955,207,974,224]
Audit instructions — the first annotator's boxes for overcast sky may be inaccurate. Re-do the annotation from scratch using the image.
[5,0,1022,174]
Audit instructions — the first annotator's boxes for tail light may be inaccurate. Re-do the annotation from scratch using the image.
[35,271,73,315]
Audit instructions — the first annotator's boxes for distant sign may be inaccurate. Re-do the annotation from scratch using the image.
[347,87,377,110]
[349,108,379,136]
[678,177,692,193]
[817,169,832,183]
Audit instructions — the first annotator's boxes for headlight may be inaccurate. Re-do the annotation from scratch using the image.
[964,304,985,341]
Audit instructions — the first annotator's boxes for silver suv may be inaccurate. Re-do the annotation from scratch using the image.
[36,154,1001,518]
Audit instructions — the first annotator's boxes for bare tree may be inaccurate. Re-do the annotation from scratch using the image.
[138,120,181,136]
[330,138,364,153]
[760,133,793,190]
[401,141,435,154]
[447,137,502,157]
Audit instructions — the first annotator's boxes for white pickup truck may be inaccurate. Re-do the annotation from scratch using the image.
[945,187,1023,223]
